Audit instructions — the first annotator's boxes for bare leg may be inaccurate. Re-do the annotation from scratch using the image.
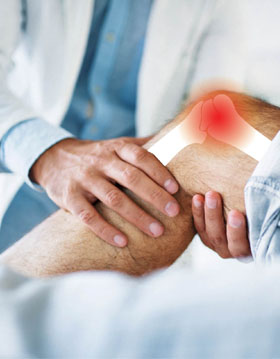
[1,91,277,277]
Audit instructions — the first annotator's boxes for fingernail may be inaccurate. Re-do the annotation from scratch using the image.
[165,201,180,217]
[193,197,202,208]
[149,222,164,237]
[164,179,179,194]
[205,193,217,209]
[237,256,253,263]
[113,235,127,247]
[228,215,243,228]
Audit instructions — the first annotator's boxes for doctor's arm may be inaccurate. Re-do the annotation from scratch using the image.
[0,2,73,178]
[0,2,181,247]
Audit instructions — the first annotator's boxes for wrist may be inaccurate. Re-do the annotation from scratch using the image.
[30,138,77,186]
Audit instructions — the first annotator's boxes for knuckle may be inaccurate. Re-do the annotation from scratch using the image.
[150,188,163,202]
[193,206,203,217]
[97,225,106,237]
[80,166,94,181]
[230,234,246,243]
[122,167,139,185]
[88,155,104,169]
[133,209,147,223]
[131,147,147,162]
[114,138,128,151]
[88,155,98,166]
[206,211,218,221]
[210,235,224,248]
[97,225,111,239]
[78,209,96,225]
[105,189,123,208]
[104,142,116,153]
[118,138,129,147]
[194,223,205,234]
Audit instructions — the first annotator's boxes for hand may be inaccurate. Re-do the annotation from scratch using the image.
[30,137,180,247]
[192,191,252,259]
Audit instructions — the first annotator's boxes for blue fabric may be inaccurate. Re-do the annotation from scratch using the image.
[245,130,280,263]
[1,119,74,187]
[62,0,152,141]
[0,0,153,251]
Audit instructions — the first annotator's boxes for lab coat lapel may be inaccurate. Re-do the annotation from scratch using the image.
[57,0,94,125]
[136,0,204,136]
[0,0,95,222]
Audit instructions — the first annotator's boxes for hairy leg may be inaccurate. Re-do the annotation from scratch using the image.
[0,91,278,277]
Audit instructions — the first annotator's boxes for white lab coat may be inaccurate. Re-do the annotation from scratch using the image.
[0,0,279,222]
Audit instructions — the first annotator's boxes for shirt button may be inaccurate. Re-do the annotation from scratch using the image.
[85,101,94,119]
[105,32,115,43]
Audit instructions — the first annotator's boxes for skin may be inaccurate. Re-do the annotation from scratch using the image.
[192,192,249,258]
[192,95,251,256]
[30,133,180,247]
[1,90,278,277]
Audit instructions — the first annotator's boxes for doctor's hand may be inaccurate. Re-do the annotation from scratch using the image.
[30,137,180,247]
[192,191,251,259]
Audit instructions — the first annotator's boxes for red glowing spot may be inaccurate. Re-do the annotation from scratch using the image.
[200,95,250,146]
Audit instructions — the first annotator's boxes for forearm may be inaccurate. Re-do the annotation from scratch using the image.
[1,90,277,277]
[0,107,198,277]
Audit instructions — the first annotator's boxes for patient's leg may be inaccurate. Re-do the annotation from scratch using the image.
[1,91,278,277]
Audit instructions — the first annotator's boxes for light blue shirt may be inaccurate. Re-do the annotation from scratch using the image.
[245,130,280,263]
[1,131,280,358]
[0,0,153,251]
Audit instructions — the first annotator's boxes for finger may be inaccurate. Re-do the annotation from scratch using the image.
[227,210,251,258]
[115,143,179,194]
[107,160,180,218]
[68,195,128,247]
[192,194,216,250]
[192,194,206,234]
[88,178,164,238]
[204,191,232,258]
